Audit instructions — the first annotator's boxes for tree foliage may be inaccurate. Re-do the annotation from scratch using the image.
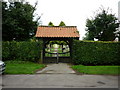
[2,1,39,41]
[48,21,54,26]
[59,21,66,26]
[84,8,119,41]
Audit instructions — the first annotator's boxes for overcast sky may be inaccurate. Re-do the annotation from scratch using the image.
[27,0,120,40]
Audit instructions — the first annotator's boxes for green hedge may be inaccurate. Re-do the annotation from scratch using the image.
[2,41,43,63]
[72,40,120,65]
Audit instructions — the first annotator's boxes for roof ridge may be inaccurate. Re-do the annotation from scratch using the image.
[39,26,77,28]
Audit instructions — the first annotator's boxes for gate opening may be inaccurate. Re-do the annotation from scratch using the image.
[44,40,71,63]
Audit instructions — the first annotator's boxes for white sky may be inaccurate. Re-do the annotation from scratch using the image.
[27,0,120,40]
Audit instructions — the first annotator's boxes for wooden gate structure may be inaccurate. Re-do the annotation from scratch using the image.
[35,26,80,63]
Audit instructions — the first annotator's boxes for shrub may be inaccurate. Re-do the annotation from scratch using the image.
[72,40,120,65]
[2,41,43,63]
[2,41,11,60]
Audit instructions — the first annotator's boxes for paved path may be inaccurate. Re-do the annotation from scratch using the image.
[2,63,119,88]
[36,63,75,74]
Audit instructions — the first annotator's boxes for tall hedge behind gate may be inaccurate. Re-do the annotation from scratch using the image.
[72,40,120,65]
[2,41,43,62]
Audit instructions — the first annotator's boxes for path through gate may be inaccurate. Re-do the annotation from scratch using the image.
[44,41,71,63]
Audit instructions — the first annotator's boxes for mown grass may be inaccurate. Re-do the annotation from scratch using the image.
[4,60,45,74]
[45,53,70,57]
[45,48,70,57]
[72,65,120,75]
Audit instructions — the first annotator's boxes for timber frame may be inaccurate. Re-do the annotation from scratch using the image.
[35,26,80,63]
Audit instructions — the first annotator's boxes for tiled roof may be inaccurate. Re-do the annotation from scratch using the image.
[35,26,80,38]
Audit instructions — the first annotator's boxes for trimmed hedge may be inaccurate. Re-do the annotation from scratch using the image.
[72,40,120,65]
[2,41,43,63]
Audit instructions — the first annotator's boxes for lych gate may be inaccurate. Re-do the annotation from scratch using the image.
[35,26,80,63]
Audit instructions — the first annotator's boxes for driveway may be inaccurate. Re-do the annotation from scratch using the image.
[2,63,119,88]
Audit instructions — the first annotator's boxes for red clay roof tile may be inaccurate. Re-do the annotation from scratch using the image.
[35,26,80,38]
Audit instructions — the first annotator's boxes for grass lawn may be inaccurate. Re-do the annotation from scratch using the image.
[4,61,46,74]
[45,48,70,57]
[72,65,120,75]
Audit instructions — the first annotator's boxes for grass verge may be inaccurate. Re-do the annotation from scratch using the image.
[72,65,120,75]
[4,60,46,74]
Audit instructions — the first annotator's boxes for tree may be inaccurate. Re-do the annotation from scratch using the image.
[2,1,39,41]
[83,32,94,40]
[48,21,54,26]
[59,21,66,26]
[84,8,119,41]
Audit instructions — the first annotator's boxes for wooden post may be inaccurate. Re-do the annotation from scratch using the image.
[43,39,45,63]
[40,50,43,63]
[50,44,51,52]
[62,44,63,52]
[69,39,73,63]
[56,52,59,64]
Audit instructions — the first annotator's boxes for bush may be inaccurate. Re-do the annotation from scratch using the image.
[2,41,43,63]
[72,40,120,65]
[2,41,11,60]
